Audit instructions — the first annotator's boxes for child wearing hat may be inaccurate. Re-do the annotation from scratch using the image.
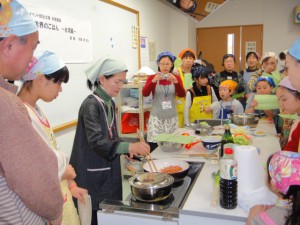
[174,48,196,127]
[18,50,88,225]
[184,63,218,125]
[245,76,278,117]
[205,80,244,119]
[248,52,283,93]
[280,38,300,153]
[286,38,300,92]
[276,77,300,149]
[247,151,300,225]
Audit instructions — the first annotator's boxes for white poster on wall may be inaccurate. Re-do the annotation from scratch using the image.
[245,41,256,54]
[24,3,92,63]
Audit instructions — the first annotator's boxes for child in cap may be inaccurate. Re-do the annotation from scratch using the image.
[247,151,300,225]
[245,76,278,117]
[277,77,300,149]
[173,48,196,127]
[286,38,300,92]
[276,76,300,152]
[205,80,244,119]
[184,63,218,125]
[18,50,88,225]
[248,52,283,93]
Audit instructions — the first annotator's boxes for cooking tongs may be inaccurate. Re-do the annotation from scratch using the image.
[137,129,158,173]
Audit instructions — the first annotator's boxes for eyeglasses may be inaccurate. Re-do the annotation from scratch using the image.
[159,62,172,67]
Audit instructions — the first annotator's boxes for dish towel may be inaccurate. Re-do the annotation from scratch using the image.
[234,146,277,213]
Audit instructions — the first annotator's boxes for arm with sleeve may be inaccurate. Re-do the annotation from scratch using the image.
[0,94,63,224]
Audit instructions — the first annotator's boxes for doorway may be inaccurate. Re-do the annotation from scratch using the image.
[196,25,263,73]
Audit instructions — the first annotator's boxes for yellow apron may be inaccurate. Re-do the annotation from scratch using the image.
[188,86,213,122]
[189,95,213,122]
[175,67,189,127]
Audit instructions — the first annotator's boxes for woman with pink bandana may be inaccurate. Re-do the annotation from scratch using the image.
[247,151,300,225]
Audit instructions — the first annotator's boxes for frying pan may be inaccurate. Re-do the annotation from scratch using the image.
[143,159,189,183]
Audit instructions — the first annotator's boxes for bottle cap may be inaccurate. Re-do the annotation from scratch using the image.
[224,148,233,154]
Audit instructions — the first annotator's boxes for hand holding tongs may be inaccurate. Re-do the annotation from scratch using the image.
[137,129,158,172]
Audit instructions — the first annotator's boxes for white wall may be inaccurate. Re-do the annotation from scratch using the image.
[19,0,196,157]
[197,0,300,55]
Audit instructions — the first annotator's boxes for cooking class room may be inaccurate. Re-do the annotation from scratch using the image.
[1,0,300,225]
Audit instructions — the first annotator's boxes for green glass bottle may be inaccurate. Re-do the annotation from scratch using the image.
[220,121,234,158]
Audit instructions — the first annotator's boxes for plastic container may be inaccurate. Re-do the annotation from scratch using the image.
[219,148,237,209]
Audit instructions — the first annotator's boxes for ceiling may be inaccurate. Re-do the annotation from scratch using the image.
[164,0,227,22]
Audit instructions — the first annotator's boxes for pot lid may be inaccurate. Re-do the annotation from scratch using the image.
[128,172,174,189]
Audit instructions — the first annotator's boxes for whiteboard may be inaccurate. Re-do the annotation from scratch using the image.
[31,0,140,128]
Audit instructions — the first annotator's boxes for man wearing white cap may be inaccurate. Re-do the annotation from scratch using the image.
[0,1,63,225]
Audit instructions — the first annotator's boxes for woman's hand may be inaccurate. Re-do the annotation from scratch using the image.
[251,99,258,108]
[68,180,88,204]
[62,164,76,180]
[129,142,150,158]
[167,73,178,84]
[152,73,163,83]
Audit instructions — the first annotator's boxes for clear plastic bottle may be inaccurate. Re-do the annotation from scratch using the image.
[219,148,237,209]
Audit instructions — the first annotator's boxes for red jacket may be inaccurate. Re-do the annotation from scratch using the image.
[142,74,186,97]
[284,122,300,152]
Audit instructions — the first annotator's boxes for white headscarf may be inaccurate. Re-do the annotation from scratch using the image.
[85,57,127,83]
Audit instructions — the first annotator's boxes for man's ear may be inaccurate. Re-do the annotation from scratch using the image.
[0,35,18,56]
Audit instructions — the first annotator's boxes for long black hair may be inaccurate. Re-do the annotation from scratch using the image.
[284,185,300,225]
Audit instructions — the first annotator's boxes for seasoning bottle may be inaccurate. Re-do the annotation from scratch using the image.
[220,121,233,158]
[219,148,238,209]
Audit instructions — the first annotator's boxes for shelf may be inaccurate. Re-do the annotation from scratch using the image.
[121,104,152,113]
[117,82,151,138]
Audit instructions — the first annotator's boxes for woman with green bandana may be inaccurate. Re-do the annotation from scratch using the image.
[70,57,150,225]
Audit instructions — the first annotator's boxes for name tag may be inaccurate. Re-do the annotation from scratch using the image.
[162,100,172,110]
[227,76,232,80]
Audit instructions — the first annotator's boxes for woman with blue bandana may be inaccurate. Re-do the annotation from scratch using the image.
[70,56,150,225]
[0,1,63,224]
[142,51,186,151]
[18,50,88,225]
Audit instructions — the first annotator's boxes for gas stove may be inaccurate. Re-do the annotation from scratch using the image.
[99,161,204,218]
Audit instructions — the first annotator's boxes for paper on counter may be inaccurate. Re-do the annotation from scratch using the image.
[234,146,276,212]
[254,95,279,110]
[78,194,92,225]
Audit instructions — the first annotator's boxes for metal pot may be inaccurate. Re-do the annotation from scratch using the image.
[128,172,174,202]
[231,113,260,128]
[143,159,190,183]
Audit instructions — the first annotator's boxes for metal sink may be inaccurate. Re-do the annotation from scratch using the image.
[194,119,229,127]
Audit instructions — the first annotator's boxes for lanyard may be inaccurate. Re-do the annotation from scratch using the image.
[159,80,170,101]
[93,94,114,139]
